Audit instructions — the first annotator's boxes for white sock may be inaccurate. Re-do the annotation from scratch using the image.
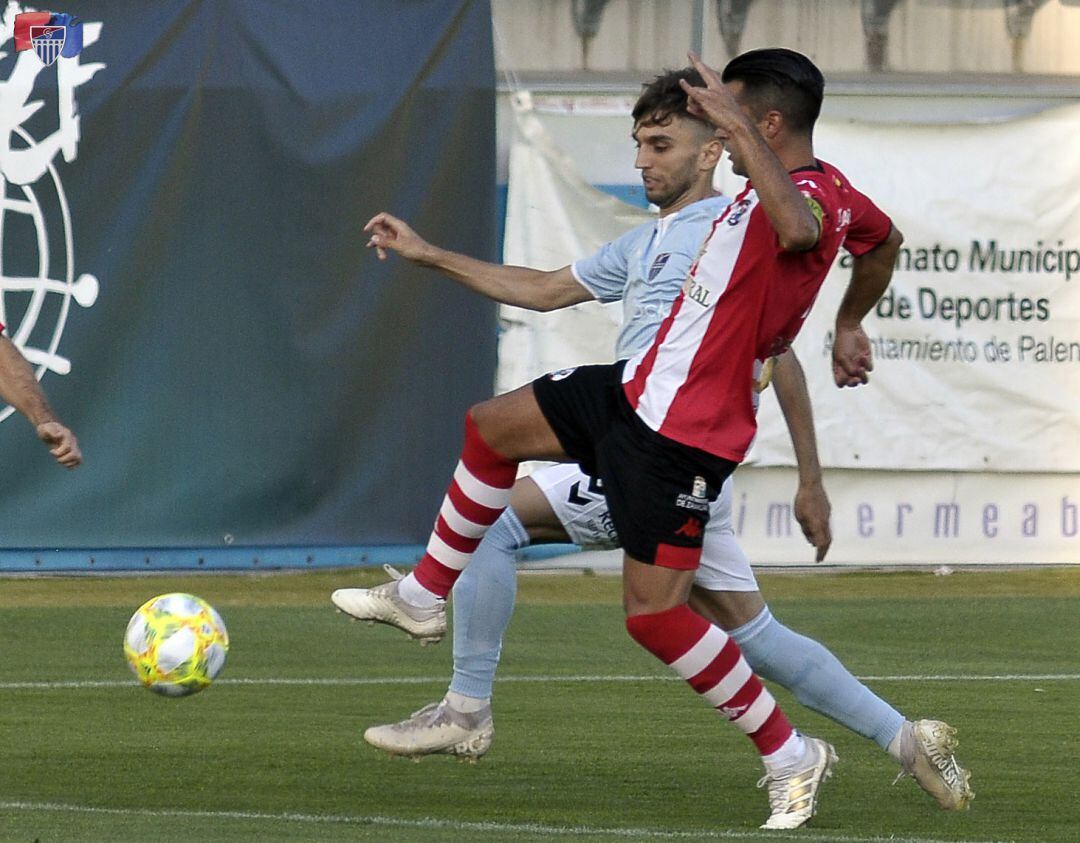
[887,720,913,764]
[761,731,808,775]
[397,572,442,608]
[445,689,489,713]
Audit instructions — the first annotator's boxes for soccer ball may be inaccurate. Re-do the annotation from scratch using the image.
[123,593,229,697]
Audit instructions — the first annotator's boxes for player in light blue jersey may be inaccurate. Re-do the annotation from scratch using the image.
[336,67,971,822]
[571,193,730,361]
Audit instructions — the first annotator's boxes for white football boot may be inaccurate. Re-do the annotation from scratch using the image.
[758,736,837,830]
[895,719,974,810]
[364,699,494,761]
[331,565,446,645]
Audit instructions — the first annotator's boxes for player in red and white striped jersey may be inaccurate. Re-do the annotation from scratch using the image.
[346,49,935,829]
[624,158,893,459]
[623,62,896,463]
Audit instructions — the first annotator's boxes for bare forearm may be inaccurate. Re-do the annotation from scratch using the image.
[726,124,819,251]
[420,246,573,311]
[772,352,822,486]
[0,338,56,427]
[773,350,832,560]
[836,226,903,327]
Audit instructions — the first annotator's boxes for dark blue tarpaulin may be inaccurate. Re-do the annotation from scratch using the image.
[0,1,497,568]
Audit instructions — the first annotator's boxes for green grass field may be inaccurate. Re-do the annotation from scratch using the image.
[2,567,1078,842]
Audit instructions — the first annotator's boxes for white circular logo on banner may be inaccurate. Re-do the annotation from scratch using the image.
[0,7,104,422]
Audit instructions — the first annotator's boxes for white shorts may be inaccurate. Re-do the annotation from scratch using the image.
[530,463,758,592]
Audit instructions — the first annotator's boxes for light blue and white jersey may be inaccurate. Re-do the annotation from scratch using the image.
[570,195,731,359]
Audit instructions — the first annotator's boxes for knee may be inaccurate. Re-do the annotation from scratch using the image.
[465,399,515,458]
[467,398,497,431]
[625,605,681,653]
[689,586,766,631]
[625,612,652,647]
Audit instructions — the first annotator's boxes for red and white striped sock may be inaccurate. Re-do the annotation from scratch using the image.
[409,411,517,599]
[626,603,794,756]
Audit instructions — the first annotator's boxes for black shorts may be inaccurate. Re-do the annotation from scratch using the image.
[532,362,737,569]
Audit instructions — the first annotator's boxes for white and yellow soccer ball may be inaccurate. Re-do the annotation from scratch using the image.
[123,593,229,697]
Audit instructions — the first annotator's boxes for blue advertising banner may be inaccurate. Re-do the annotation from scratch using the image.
[0,1,497,569]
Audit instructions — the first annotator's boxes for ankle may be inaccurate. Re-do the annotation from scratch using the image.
[398,573,443,608]
[445,689,490,713]
[762,731,807,775]
[887,720,914,765]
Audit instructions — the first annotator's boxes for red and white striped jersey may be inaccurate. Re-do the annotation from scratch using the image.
[621,159,892,462]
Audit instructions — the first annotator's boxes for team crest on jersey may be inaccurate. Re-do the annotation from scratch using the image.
[725,198,752,227]
[547,367,577,381]
[647,252,671,280]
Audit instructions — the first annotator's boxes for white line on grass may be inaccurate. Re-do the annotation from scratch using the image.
[0,801,1016,843]
[1,673,1078,690]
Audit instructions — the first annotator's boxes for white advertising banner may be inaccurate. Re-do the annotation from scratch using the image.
[498,92,649,395]
[500,94,1080,564]
[720,104,1080,473]
[727,466,1080,565]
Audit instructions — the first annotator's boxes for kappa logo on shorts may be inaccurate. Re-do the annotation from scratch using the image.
[547,367,578,381]
[674,517,702,539]
[647,252,671,280]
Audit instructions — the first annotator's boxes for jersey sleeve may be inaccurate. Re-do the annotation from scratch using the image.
[790,173,837,253]
[842,187,893,257]
[570,224,643,303]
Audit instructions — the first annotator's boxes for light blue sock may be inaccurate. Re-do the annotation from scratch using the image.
[730,607,906,750]
[448,507,529,700]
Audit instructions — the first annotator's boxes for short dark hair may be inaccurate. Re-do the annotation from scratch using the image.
[721,48,824,133]
[632,67,710,130]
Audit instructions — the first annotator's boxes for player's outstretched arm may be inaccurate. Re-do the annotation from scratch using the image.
[363,212,593,312]
[833,224,904,387]
[680,53,819,252]
[0,336,81,468]
[772,350,831,561]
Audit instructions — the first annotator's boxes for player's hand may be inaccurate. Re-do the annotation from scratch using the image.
[794,480,831,562]
[37,421,81,468]
[833,323,873,387]
[362,212,432,263]
[679,53,751,138]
